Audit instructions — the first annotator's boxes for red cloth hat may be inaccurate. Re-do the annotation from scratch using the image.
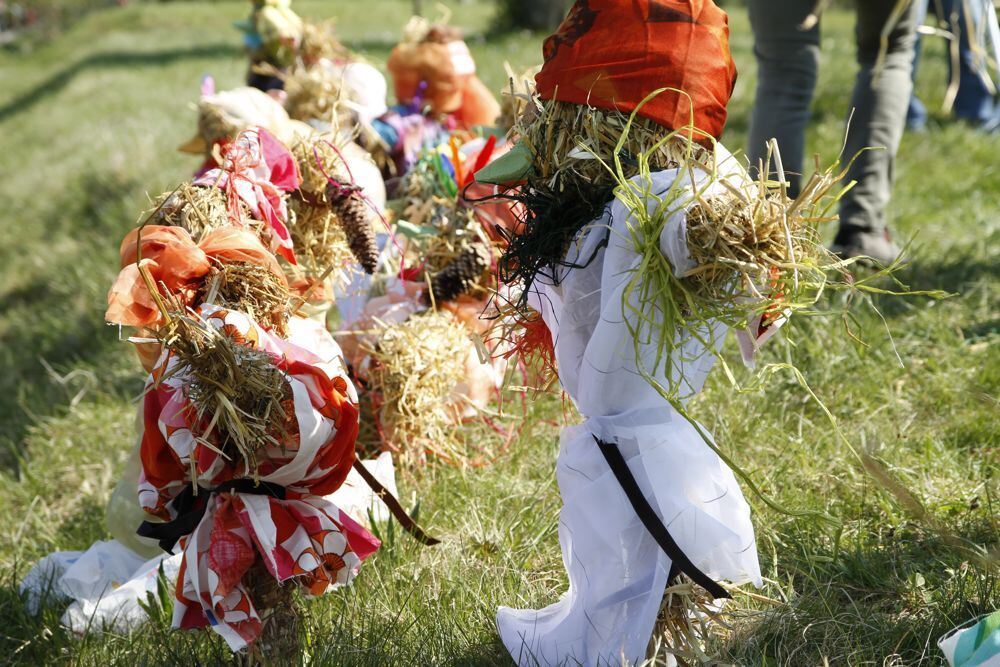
[534,0,736,142]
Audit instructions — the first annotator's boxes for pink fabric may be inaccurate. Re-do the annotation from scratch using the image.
[194,129,301,264]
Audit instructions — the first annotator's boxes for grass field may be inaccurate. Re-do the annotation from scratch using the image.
[0,1,997,664]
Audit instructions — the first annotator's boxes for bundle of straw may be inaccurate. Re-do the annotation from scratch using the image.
[237,560,300,666]
[365,310,470,467]
[196,100,246,151]
[150,184,260,243]
[517,98,700,188]
[397,153,460,228]
[395,151,497,300]
[645,576,729,666]
[281,64,351,125]
[299,20,349,66]
[197,261,291,337]
[292,134,347,202]
[285,136,358,285]
[287,197,356,283]
[155,312,293,480]
[497,63,540,133]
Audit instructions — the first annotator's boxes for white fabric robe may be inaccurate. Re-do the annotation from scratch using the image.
[498,147,767,666]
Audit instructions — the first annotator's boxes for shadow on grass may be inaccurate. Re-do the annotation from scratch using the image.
[0,170,144,473]
[0,44,240,122]
[872,241,998,321]
[722,518,998,665]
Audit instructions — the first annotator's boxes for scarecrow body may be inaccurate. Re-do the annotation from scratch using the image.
[479,1,772,663]
[498,151,764,665]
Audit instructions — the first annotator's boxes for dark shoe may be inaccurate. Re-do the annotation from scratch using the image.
[830,230,901,267]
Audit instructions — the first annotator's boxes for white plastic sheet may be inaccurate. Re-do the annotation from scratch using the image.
[20,540,180,635]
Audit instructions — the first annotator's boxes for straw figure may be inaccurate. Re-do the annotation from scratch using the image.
[102,125,384,661]
[474,1,910,663]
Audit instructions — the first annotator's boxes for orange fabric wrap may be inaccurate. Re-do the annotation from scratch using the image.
[456,74,502,128]
[534,0,736,142]
[106,225,287,328]
[387,38,500,127]
[388,41,464,114]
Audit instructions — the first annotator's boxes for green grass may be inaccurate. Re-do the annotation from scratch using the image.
[0,1,996,664]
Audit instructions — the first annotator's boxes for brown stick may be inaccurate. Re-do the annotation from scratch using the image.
[351,459,441,546]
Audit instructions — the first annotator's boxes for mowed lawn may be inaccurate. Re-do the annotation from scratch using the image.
[0,1,996,664]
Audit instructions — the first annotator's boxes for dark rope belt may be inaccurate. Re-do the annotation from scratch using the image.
[138,463,440,553]
[594,436,730,600]
[137,478,286,553]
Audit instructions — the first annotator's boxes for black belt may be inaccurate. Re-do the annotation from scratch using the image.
[137,479,286,554]
[137,466,440,552]
[595,436,730,600]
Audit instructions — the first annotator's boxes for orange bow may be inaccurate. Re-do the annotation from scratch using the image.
[106,225,286,328]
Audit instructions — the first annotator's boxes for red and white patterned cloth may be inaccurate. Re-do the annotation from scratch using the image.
[138,305,378,651]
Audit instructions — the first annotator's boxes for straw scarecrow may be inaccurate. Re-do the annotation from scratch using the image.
[363,16,502,179]
[235,0,389,133]
[99,127,391,659]
[179,90,388,320]
[332,134,520,469]
[475,0,899,663]
[236,0,304,92]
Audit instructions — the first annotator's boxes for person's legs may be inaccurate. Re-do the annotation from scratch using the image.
[834,0,922,263]
[944,0,997,124]
[746,0,819,197]
[907,0,930,130]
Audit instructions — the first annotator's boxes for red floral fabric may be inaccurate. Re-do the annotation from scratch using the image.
[138,305,378,651]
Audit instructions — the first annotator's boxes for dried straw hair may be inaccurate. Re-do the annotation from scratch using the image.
[198,261,291,336]
[395,151,496,297]
[499,98,704,298]
[497,63,540,133]
[519,98,700,188]
[282,65,351,125]
[291,135,347,202]
[683,190,815,307]
[156,313,293,480]
[366,310,469,468]
[149,184,259,243]
[397,151,459,226]
[197,101,242,148]
[299,20,348,65]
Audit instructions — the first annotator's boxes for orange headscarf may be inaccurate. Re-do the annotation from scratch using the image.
[106,225,286,328]
[534,0,736,142]
[387,28,501,128]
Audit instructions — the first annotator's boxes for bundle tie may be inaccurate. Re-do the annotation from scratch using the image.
[138,478,286,554]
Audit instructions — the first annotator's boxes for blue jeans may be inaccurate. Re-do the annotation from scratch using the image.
[908,0,996,127]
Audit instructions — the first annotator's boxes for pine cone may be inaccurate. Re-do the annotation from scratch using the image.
[429,242,491,303]
[327,182,379,274]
